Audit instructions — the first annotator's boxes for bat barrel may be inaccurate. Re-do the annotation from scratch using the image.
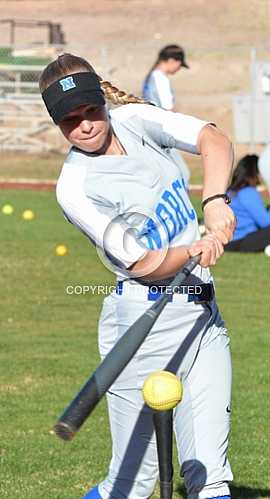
[54,375,100,440]
[54,255,201,441]
[54,312,162,439]
[54,422,76,441]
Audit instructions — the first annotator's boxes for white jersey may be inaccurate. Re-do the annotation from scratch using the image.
[258,142,270,195]
[56,103,211,283]
[142,69,175,110]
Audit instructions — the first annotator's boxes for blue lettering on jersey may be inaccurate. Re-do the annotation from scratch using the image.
[162,191,187,228]
[156,203,178,241]
[140,218,162,250]
[139,178,196,249]
[60,76,76,92]
[172,179,196,220]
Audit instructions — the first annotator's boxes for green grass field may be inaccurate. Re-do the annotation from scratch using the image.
[0,190,270,499]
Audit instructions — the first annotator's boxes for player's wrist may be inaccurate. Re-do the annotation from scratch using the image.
[201,193,231,210]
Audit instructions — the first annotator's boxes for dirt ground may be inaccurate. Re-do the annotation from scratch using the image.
[1,0,270,154]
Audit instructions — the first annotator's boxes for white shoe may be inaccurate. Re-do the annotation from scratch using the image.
[264,244,270,256]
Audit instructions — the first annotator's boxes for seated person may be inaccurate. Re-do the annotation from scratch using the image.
[225,154,270,253]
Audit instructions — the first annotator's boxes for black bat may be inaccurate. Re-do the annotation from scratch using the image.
[153,410,174,499]
[54,254,201,441]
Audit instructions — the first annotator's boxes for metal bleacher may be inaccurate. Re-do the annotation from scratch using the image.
[0,19,66,152]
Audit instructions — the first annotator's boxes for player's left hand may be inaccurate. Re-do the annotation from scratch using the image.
[188,232,224,267]
[203,199,236,244]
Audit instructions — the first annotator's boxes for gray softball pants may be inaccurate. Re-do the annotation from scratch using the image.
[96,283,233,499]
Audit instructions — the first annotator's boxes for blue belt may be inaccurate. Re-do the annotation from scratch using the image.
[116,281,214,304]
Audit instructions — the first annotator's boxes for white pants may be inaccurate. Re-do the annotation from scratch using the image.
[97,284,233,499]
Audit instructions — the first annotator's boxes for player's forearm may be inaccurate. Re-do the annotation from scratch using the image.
[129,246,190,282]
[198,125,234,200]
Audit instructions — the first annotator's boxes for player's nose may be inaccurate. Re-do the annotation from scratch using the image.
[80,119,93,133]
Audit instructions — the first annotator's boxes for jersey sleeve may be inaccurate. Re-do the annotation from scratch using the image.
[56,165,147,269]
[112,103,212,154]
[152,71,174,110]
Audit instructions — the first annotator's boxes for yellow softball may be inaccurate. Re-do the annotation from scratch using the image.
[142,371,183,411]
[55,244,68,256]
[22,209,35,220]
[2,204,14,215]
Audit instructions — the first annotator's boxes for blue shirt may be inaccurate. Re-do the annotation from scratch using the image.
[228,186,270,240]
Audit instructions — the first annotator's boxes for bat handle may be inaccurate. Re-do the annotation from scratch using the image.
[183,253,201,274]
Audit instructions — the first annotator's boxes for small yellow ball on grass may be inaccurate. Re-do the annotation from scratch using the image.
[2,204,14,215]
[142,371,183,411]
[55,244,68,256]
[22,209,35,220]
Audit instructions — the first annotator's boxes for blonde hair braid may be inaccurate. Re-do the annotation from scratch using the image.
[100,80,146,106]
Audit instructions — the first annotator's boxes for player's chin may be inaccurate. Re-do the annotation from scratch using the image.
[74,133,105,153]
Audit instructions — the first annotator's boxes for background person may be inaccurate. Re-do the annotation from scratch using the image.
[40,52,235,499]
[225,154,270,253]
[142,44,191,185]
[142,44,189,111]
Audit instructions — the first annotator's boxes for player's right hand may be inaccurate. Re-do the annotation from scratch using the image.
[187,233,224,267]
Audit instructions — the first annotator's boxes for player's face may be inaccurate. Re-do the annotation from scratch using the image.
[167,58,182,74]
[59,104,111,153]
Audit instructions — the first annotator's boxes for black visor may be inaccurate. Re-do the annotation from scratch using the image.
[181,59,189,69]
[41,72,106,124]
[175,52,189,69]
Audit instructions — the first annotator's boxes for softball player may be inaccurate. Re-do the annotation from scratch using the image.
[142,45,189,111]
[40,53,235,499]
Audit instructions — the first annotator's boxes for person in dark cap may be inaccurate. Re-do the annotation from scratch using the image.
[142,44,189,111]
[142,44,191,184]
